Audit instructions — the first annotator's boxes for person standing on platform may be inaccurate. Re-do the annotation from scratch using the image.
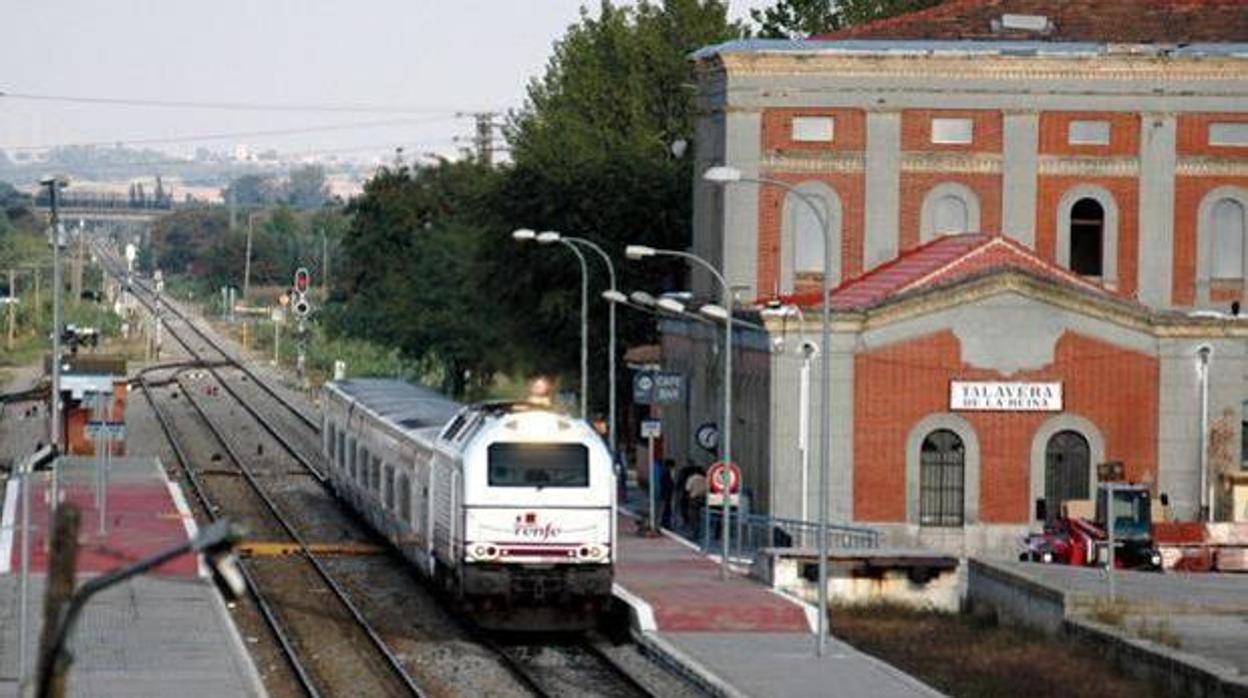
[657,458,675,529]
[685,468,707,538]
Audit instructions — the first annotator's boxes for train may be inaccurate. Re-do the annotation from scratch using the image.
[321,378,617,630]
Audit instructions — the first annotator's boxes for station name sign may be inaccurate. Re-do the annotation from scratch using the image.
[949,381,1062,412]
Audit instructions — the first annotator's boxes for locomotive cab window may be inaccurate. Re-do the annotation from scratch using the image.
[488,443,589,488]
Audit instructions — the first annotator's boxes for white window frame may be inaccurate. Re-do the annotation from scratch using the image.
[1209,123,1248,147]
[1195,186,1248,305]
[1068,120,1111,146]
[791,116,834,143]
[1056,185,1119,289]
[920,182,981,242]
[931,118,974,145]
[778,182,842,295]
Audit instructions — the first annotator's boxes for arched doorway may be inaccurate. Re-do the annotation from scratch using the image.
[1045,430,1090,520]
[920,429,965,527]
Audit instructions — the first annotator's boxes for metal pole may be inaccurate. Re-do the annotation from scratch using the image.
[1107,482,1117,601]
[7,268,15,350]
[721,280,733,579]
[566,237,618,452]
[1197,346,1212,522]
[745,177,833,655]
[556,241,590,418]
[322,228,330,302]
[19,461,32,687]
[647,435,656,532]
[243,214,254,300]
[48,180,64,455]
[274,316,281,366]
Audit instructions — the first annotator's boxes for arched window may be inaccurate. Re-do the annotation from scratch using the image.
[1044,430,1090,521]
[1069,198,1104,277]
[920,183,981,243]
[780,183,841,294]
[1212,198,1246,280]
[792,193,826,275]
[932,195,969,236]
[919,430,965,527]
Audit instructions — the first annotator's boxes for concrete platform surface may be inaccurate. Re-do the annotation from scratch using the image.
[615,520,811,632]
[615,516,944,697]
[1000,560,1248,612]
[664,632,943,698]
[0,576,264,698]
[0,456,265,696]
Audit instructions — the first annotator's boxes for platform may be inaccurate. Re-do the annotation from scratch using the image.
[0,456,264,697]
[613,513,943,697]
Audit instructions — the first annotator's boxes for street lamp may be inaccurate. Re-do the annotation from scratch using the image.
[40,176,67,454]
[538,231,619,454]
[513,228,590,418]
[704,164,835,656]
[626,244,736,580]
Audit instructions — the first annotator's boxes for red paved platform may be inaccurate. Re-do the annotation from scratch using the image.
[614,515,812,633]
[0,457,198,578]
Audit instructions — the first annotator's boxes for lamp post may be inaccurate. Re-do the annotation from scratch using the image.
[41,177,67,454]
[537,232,618,452]
[704,164,834,657]
[513,229,590,418]
[626,244,735,580]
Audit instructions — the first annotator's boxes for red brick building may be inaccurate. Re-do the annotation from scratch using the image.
[659,0,1248,554]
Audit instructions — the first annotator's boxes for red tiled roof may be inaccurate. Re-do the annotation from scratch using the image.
[815,0,1248,43]
[778,233,1114,311]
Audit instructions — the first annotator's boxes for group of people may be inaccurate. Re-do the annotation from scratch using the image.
[650,458,709,537]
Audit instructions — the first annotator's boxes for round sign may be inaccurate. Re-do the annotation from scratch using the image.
[695,423,719,452]
[636,374,654,393]
[706,461,740,494]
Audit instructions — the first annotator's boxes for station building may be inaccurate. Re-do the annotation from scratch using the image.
[660,0,1248,555]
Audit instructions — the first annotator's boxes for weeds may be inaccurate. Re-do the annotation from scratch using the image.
[1134,618,1182,649]
[1088,597,1130,627]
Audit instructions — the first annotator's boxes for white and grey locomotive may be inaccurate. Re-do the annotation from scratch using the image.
[321,379,617,630]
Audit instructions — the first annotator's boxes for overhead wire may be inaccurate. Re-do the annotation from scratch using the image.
[0,90,500,116]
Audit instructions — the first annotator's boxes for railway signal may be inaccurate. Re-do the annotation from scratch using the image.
[294,267,311,295]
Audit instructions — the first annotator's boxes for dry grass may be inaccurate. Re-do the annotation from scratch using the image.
[1088,597,1131,627]
[830,603,1162,698]
[1134,618,1182,649]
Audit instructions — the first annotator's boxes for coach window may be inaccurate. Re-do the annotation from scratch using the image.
[384,464,396,510]
[347,437,357,480]
[371,456,382,494]
[1069,199,1104,277]
[325,422,334,460]
[336,430,345,471]
[919,430,965,527]
[399,474,412,522]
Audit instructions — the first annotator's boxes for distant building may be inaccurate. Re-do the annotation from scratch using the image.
[662,0,1248,554]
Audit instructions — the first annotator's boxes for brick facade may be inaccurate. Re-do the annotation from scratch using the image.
[898,171,1003,250]
[853,330,1159,524]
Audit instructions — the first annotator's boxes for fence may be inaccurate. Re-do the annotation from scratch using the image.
[699,504,880,560]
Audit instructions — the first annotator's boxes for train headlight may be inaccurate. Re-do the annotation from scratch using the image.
[1150,552,1162,568]
[1041,551,1053,564]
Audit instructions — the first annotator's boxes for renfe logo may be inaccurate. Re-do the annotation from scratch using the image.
[514,512,561,541]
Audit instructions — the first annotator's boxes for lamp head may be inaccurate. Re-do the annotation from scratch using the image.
[699,303,729,320]
[702,165,742,183]
[511,228,536,241]
[536,231,561,244]
[630,291,657,306]
[657,298,686,314]
[625,245,656,260]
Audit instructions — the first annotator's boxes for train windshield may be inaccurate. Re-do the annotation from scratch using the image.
[488,443,589,488]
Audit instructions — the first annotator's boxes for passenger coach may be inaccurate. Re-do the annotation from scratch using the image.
[321,379,617,630]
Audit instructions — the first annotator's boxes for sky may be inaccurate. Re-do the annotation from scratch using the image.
[0,1,771,165]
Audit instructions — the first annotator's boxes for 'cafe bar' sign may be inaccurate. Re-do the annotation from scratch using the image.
[950,381,1062,412]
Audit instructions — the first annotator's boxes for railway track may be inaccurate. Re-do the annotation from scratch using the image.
[99,245,681,697]
[141,366,425,697]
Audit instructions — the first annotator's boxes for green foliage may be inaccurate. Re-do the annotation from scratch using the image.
[483,0,743,402]
[222,174,281,207]
[287,164,329,209]
[333,162,504,398]
[750,0,942,37]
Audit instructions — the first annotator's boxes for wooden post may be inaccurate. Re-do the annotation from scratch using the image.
[36,503,80,698]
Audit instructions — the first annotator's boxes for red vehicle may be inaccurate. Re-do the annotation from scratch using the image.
[1021,483,1163,571]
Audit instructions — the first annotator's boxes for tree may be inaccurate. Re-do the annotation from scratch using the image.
[484,0,744,404]
[335,162,504,397]
[750,0,941,37]
[222,174,280,208]
[286,164,328,209]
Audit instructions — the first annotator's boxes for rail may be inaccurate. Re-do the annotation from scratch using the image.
[700,507,880,559]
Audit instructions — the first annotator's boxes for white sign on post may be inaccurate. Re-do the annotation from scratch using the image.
[950,381,1062,412]
[640,419,662,439]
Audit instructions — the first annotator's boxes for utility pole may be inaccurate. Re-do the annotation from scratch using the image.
[72,222,85,303]
[43,176,66,453]
[243,213,254,300]
[36,503,80,698]
[321,228,329,302]
[459,111,501,165]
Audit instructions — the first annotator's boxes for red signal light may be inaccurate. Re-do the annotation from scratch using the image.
[293,267,310,293]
